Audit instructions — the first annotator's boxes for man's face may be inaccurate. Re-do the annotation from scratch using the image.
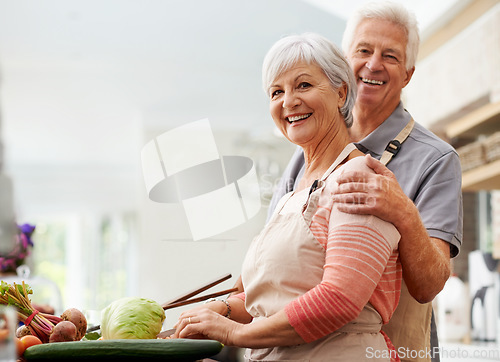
[347,18,414,112]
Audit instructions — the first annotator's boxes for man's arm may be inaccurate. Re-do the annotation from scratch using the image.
[332,155,451,303]
[393,201,450,303]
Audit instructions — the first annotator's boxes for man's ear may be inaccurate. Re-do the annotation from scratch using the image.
[403,66,415,88]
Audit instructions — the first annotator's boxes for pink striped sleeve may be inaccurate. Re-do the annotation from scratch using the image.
[285,222,400,342]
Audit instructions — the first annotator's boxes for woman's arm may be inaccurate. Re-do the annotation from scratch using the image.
[331,155,451,302]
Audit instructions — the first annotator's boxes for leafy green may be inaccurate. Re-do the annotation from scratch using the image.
[100,297,166,340]
[83,331,101,340]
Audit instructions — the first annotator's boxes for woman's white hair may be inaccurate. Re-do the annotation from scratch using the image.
[262,33,357,128]
[342,0,420,71]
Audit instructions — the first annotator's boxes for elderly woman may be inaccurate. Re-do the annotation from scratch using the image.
[172,33,401,361]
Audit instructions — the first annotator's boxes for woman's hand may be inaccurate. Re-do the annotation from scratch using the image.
[172,308,243,346]
[179,299,229,318]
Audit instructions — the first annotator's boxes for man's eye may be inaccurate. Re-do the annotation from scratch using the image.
[384,55,399,63]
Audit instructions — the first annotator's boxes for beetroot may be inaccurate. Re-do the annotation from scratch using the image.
[60,308,87,340]
[49,321,77,342]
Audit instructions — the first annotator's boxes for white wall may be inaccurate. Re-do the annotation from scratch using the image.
[405,3,500,128]
[137,126,295,323]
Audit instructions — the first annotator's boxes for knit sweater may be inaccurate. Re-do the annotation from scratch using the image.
[284,156,402,342]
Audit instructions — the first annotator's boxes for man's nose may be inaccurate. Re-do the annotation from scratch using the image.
[365,55,383,72]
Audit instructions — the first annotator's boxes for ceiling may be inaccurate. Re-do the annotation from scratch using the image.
[0,0,461,216]
[0,0,345,168]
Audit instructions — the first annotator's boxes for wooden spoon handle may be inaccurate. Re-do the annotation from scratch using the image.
[161,273,232,308]
[163,287,239,310]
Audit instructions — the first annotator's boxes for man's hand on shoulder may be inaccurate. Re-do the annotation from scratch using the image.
[332,154,410,229]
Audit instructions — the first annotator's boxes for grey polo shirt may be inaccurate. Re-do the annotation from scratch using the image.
[267,102,463,256]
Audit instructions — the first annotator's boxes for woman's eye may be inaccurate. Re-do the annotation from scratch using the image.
[270,89,283,98]
[298,82,311,89]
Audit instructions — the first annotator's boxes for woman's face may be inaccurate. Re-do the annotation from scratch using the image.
[268,61,346,149]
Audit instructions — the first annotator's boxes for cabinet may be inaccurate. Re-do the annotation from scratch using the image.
[446,100,500,191]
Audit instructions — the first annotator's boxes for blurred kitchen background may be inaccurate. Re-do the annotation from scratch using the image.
[0,0,500,360]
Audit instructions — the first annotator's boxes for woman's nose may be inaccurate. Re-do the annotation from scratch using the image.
[282,92,300,109]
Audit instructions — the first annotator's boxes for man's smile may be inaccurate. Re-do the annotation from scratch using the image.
[361,77,385,85]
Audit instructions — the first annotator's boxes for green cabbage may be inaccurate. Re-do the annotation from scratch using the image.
[100,296,166,339]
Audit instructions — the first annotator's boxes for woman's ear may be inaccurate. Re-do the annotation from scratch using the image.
[337,82,348,108]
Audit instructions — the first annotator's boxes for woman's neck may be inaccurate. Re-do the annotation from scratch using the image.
[298,130,351,191]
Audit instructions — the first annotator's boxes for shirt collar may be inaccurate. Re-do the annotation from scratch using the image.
[355,102,412,157]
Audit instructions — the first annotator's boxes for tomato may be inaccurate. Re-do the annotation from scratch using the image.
[20,335,43,350]
[15,337,25,356]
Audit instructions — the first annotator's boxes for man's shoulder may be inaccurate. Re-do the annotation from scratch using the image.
[407,120,458,157]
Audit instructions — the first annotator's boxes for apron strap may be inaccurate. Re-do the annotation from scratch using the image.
[320,143,358,181]
[379,118,414,166]
[302,143,357,224]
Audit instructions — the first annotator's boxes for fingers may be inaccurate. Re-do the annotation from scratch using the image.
[335,170,371,185]
[172,314,202,339]
[334,172,385,196]
[336,156,395,186]
[335,170,386,188]
[173,309,221,339]
[335,202,374,215]
[332,192,374,205]
[335,180,378,194]
[364,154,395,178]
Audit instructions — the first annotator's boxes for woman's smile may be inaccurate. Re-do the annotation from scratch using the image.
[286,113,312,124]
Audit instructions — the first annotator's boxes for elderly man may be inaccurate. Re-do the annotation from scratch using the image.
[266,2,462,362]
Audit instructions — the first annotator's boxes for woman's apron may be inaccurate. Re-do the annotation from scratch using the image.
[241,144,392,361]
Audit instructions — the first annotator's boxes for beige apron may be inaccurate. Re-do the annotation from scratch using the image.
[381,283,432,362]
[241,144,392,361]
[379,118,432,362]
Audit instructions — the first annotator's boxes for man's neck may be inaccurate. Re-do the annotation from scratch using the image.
[348,103,398,142]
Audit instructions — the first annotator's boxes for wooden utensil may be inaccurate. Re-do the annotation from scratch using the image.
[161,273,234,308]
[86,273,237,333]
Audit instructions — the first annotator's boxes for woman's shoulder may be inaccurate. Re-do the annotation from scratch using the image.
[337,155,373,175]
[332,156,374,180]
[321,155,370,189]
